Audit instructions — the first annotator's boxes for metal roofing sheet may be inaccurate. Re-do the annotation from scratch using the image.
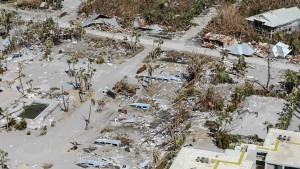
[128,103,150,108]
[246,7,300,28]
[121,118,136,123]
[270,42,290,57]
[226,43,255,56]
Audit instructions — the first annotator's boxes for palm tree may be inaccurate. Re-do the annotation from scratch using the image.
[60,86,69,112]
[151,38,164,60]
[44,39,54,60]
[71,58,78,75]
[146,63,153,86]
[83,73,91,91]
[220,49,228,65]
[0,9,17,36]
[283,69,299,93]
[88,67,95,90]
[66,59,72,76]
[288,90,300,113]
[0,149,8,169]
[26,79,33,93]
[130,30,140,50]
[266,54,271,90]
[85,98,95,130]
[17,62,25,94]
[87,57,94,72]
[77,67,86,90]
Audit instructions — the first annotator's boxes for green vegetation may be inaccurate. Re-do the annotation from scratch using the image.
[212,64,234,84]
[215,130,232,149]
[205,112,234,149]
[275,113,292,130]
[0,149,8,169]
[80,0,214,30]
[15,118,27,130]
[233,55,247,73]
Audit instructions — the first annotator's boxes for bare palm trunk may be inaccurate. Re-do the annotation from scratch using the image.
[266,55,271,90]
[78,90,83,102]
[18,72,24,94]
[6,111,8,133]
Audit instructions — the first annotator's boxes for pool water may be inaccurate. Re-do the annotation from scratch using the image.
[19,102,49,119]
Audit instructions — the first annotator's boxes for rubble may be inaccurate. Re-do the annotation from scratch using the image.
[80,13,120,29]
[202,33,236,48]
[94,139,122,146]
[128,103,150,109]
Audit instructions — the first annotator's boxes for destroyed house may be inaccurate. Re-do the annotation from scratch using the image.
[128,103,150,109]
[246,7,300,37]
[94,139,121,146]
[77,160,106,168]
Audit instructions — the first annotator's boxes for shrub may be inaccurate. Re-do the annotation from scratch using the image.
[204,3,258,41]
[79,0,212,31]
[100,127,112,133]
[215,130,232,149]
[40,126,47,135]
[15,118,27,130]
[42,163,53,169]
[212,64,234,84]
[96,57,104,64]
[16,0,42,9]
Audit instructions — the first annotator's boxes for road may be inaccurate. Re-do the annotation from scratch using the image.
[0,44,153,168]
[1,2,299,71]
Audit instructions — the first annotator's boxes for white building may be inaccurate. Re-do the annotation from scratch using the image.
[246,7,300,37]
[171,129,300,169]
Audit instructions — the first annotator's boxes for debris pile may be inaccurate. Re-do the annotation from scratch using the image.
[202,33,236,48]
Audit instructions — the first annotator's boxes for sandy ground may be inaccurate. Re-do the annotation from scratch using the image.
[229,96,287,139]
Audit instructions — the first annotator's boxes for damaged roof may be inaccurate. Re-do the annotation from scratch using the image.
[81,13,120,28]
[226,43,255,56]
[94,139,122,145]
[270,42,291,57]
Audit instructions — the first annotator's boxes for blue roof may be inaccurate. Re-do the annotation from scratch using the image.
[77,159,105,167]
[128,103,150,108]
[94,139,121,145]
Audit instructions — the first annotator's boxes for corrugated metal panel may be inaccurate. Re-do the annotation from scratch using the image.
[128,103,150,108]
[246,7,300,28]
